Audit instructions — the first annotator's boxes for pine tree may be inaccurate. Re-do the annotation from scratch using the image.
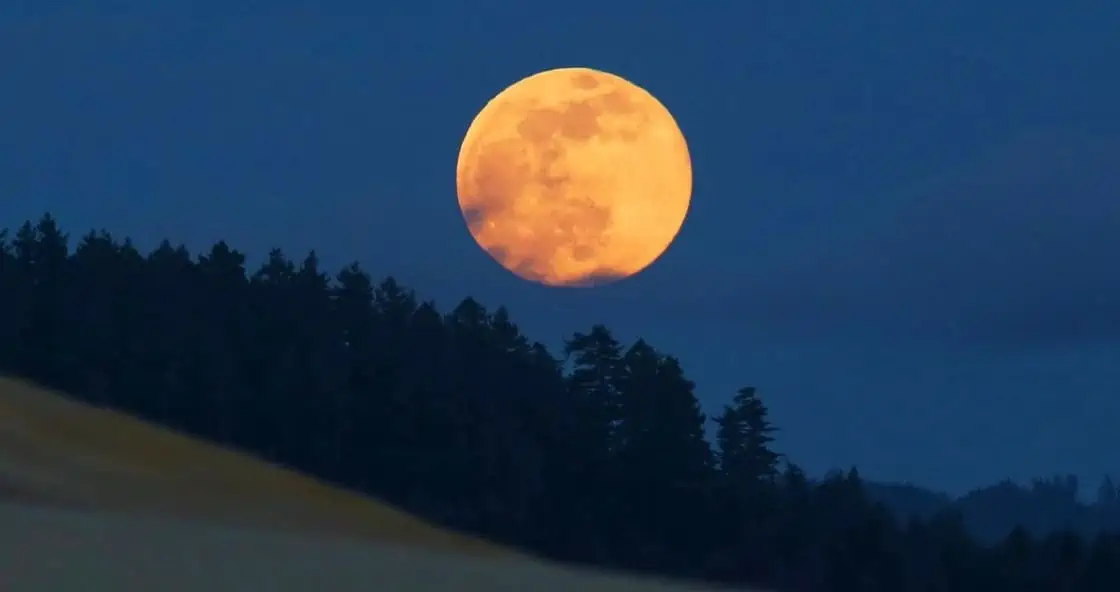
[716,386,781,483]
[563,324,625,454]
[613,339,714,571]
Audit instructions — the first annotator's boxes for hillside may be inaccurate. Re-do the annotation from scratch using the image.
[0,376,742,590]
[0,375,510,557]
[1,501,741,592]
[3,216,1114,589]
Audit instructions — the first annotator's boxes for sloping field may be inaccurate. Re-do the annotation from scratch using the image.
[0,501,732,591]
[0,376,508,558]
[0,377,741,591]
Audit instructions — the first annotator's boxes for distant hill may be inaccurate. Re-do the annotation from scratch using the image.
[862,481,954,520]
[863,477,1120,543]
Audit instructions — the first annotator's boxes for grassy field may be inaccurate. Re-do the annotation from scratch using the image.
[0,376,742,591]
[0,375,512,557]
[0,501,736,591]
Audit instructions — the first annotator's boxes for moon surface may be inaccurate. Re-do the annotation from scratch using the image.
[456,67,692,287]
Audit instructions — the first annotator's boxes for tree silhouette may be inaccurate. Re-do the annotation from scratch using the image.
[716,386,781,484]
[0,212,1117,590]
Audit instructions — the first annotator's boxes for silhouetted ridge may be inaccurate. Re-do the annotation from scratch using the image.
[0,212,1117,590]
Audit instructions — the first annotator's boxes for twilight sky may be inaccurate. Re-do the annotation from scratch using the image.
[2,1,1117,494]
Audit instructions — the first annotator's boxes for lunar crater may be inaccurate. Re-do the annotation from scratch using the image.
[570,72,600,90]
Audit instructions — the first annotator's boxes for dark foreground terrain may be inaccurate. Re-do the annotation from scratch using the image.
[1,215,1118,590]
[0,377,736,591]
[0,502,738,591]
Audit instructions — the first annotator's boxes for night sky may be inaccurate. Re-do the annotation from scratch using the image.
[2,2,1118,494]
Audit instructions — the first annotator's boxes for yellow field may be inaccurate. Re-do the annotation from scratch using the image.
[0,375,511,558]
[0,376,743,591]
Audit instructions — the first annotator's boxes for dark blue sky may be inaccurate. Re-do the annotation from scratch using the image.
[2,2,1118,494]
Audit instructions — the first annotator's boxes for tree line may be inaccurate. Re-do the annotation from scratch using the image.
[0,213,1117,591]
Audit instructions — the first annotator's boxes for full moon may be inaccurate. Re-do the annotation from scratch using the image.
[455,67,692,287]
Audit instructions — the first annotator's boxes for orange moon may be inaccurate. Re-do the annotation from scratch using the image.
[455,67,692,287]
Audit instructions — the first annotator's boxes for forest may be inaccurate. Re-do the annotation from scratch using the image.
[0,213,1117,591]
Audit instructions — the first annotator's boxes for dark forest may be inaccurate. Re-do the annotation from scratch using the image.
[1,214,1117,591]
